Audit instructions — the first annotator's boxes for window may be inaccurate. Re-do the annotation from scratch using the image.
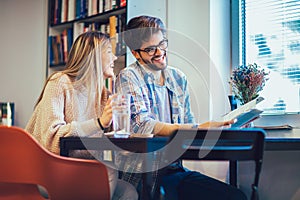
[238,0,300,113]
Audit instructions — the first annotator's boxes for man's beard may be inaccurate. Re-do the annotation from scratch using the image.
[143,52,168,71]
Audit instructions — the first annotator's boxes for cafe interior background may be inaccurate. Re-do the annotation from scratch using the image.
[0,0,299,199]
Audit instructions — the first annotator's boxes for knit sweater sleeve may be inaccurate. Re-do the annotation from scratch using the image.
[25,75,102,155]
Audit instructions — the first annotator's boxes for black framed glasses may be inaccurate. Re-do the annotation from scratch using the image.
[136,39,168,56]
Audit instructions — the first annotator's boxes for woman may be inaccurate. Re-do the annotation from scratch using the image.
[26,31,138,200]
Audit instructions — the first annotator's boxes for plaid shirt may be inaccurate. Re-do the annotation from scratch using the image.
[115,61,195,198]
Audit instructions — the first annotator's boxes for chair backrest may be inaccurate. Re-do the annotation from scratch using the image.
[165,128,266,200]
[0,125,110,200]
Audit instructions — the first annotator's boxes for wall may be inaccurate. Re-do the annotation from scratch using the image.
[167,0,211,123]
[209,0,231,120]
[126,0,167,65]
[0,0,47,128]
[167,0,232,182]
[167,0,231,123]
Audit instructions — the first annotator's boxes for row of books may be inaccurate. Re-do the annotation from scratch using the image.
[49,28,73,66]
[50,0,126,25]
[49,14,126,66]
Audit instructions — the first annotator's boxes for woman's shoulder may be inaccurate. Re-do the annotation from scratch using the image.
[48,72,73,85]
[49,72,70,82]
[46,72,74,91]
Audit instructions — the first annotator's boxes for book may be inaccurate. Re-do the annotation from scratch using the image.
[254,124,293,130]
[104,0,111,12]
[98,0,104,13]
[92,0,98,15]
[109,15,117,54]
[223,97,264,121]
[88,0,93,16]
[57,0,62,23]
[57,34,63,63]
[49,0,56,25]
[120,0,126,7]
[223,97,264,128]
[61,0,68,23]
[61,29,68,62]
[53,0,59,24]
[48,36,54,65]
[52,35,59,64]
[75,0,81,19]
[231,109,263,128]
[68,0,76,21]
[67,28,73,52]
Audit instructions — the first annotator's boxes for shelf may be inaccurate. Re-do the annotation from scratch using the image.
[50,7,126,27]
[49,63,66,68]
[47,0,127,92]
[75,7,126,23]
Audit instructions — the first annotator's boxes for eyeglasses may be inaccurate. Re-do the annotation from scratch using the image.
[136,39,168,56]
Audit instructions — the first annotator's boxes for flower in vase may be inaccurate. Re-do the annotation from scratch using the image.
[229,63,269,105]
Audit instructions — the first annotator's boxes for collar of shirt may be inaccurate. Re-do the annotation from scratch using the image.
[135,61,179,96]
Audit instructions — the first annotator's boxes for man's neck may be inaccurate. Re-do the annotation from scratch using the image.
[144,64,164,86]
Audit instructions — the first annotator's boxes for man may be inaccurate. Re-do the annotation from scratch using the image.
[115,15,247,200]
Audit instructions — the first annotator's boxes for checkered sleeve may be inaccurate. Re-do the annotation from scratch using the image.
[115,67,157,134]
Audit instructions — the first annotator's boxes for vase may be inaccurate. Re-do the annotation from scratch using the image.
[228,95,237,111]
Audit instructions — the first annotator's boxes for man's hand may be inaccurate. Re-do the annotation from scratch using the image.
[199,119,236,128]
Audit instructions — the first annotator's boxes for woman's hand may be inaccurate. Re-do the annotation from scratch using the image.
[198,119,236,128]
[99,95,115,128]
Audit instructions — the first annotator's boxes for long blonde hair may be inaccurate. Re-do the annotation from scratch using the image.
[36,31,110,114]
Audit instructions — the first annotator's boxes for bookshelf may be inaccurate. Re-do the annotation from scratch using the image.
[47,0,127,90]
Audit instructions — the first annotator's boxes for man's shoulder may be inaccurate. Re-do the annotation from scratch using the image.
[119,62,139,74]
[166,65,183,73]
[117,62,144,85]
[165,66,187,79]
[118,62,143,79]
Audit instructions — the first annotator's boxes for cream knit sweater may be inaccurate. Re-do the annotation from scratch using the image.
[25,73,106,155]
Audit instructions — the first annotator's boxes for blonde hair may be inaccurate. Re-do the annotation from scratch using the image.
[36,31,110,115]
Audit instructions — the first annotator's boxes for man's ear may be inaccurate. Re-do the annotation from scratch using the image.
[131,50,139,58]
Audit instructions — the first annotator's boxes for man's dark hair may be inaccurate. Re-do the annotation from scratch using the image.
[123,15,166,51]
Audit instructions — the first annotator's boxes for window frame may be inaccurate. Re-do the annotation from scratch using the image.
[230,0,300,113]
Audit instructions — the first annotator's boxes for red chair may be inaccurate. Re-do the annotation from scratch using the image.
[0,125,110,200]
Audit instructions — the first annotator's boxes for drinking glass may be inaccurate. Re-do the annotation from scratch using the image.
[111,94,131,138]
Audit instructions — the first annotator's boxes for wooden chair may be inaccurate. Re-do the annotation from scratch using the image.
[164,128,266,200]
[0,125,110,200]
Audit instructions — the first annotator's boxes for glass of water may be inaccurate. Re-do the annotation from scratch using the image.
[112,94,131,138]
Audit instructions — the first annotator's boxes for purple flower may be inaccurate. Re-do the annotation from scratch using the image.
[229,63,269,105]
